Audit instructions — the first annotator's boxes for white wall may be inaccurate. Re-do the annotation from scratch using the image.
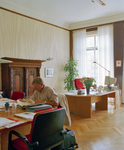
[0,9,69,93]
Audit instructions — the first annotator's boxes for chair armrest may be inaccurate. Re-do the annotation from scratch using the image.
[61,129,67,135]
[8,130,39,150]
[28,141,39,149]
[9,130,28,141]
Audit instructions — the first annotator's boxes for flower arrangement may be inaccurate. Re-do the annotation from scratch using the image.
[80,77,96,88]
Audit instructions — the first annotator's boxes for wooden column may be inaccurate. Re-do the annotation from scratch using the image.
[114,21,124,89]
[70,30,73,59]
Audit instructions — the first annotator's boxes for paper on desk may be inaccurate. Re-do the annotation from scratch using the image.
[17,99,35,107]
[0,98,15,108]
[4,121,23,128]
[0,102,13,108]
[0,98,7,101]
[0,98,15,102]
[0,117,15,127]
[14,112,36,120]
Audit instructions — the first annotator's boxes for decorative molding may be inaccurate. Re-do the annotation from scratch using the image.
[0,1,69,30]
[1,0,124,30]
[69,13,124,30]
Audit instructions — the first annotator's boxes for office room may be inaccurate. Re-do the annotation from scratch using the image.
[0,0,124,150]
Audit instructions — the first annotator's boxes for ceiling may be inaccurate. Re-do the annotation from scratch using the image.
[0,0,124,29]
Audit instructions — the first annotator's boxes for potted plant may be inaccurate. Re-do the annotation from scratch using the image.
[64,58,79,91]
[80,77,96,94]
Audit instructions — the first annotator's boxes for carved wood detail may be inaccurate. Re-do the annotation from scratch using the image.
[1,57,43,98]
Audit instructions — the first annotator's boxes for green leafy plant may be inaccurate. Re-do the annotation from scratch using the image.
[64,58,79,91]
[80,77,96,88]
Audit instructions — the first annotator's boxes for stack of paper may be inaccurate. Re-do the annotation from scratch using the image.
[0,117,15,127]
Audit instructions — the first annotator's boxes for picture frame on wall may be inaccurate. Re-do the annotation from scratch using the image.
[45,68,53,77]
[116,60,122,67]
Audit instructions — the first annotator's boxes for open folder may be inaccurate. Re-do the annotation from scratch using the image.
[17,99,45,109]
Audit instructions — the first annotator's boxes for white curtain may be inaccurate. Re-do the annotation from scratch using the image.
[73,29,86,77]
[73,25,114,85]
[98,24,114,85]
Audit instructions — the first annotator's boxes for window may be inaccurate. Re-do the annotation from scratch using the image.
[86,31,98,83]
[73,25,113,86]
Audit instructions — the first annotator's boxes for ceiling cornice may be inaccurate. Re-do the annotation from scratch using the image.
[0,1,69,30]
[0,0,124,31]
[69,13,124,30]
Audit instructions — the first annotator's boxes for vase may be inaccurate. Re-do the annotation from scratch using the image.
[86,87,90,95]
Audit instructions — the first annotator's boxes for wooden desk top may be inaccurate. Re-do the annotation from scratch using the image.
[0,107,30,130]
[65,90,116,97]
[0,104,54,131]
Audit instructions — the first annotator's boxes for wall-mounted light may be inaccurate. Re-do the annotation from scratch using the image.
[91,0,95,3]
[46,57,53,61]
[0,58,13,63]
[91,0,106,6]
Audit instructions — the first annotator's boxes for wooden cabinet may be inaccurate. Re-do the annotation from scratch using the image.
[25,67,38,97]
[1,57,45,98]
[10,67,24,96]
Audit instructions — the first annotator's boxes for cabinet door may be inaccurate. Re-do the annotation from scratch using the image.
[10,67,24,97]
[25,67,39,98]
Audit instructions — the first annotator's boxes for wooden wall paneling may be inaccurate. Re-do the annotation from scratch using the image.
[114,22,124,89]
[0,9,69,94]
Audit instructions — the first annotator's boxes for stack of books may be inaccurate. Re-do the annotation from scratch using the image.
[26,104,52,112]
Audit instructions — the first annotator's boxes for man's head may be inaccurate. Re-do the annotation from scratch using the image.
[32,77,44,92]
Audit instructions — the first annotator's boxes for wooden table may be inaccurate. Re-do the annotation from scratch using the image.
[0,107,32,150]
[65,90,121,118]
[0,105,53,150]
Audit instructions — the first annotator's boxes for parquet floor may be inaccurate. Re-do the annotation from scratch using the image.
[64,101,124,150]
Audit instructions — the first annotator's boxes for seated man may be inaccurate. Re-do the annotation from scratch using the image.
[30,77,59,107]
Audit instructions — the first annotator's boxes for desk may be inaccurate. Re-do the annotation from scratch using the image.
[0,107,32,150]
[65,90,121,118]
[0,106,53,150]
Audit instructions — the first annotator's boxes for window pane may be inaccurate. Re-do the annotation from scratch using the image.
[86,51,94,77]
[86,37,94,47]
[96,36,98,47]
[86,49,98,81]
[86,34,98,84]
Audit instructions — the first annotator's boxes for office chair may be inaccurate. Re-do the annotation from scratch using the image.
[11,91,25,100]
[74,78,85,90]
[8,108,66,150]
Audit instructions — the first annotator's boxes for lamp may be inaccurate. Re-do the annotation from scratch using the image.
[0,58,13,63]
[93,61,111,90]
[91,0,106,6]
[46,57,53,61]
[93,61,110,76]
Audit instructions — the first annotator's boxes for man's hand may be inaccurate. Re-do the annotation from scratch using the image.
[35,99,44,104]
